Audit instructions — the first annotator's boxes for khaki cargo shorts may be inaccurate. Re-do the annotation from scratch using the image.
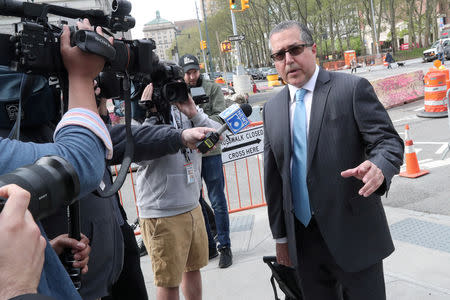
[140,205,208,287]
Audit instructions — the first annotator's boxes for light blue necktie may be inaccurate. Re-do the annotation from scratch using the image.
[291,88,312,226]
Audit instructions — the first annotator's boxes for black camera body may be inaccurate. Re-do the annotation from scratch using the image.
[190,87,210,105]
[0,0,135,76]
[134,62,190,124]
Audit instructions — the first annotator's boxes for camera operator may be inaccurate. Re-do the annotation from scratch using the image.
[179,54,233,268]
[0,19,114,299]
[134,82,220,300]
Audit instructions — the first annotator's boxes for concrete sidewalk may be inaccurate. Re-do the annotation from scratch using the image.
[140,205,450,299]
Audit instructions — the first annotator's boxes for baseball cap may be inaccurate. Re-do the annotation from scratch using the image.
[179,54,200,73]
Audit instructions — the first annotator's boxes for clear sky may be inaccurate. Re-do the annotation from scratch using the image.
[129,0,199,39]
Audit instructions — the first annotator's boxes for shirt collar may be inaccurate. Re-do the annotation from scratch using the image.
[288,65,319,102]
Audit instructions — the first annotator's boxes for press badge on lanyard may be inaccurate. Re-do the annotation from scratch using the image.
[172,106,196,184]
[184,153,195,184]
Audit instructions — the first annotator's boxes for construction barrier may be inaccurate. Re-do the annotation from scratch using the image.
[371,70,424,109]
[344,50,356,67]
[115,121,267,221]
[417,71,448,118]
[219,121,266,213]
[399,124,429,178]
[383,55,388,67]
[266,74,281,87]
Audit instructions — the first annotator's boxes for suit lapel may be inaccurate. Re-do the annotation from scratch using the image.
[278,86,291,163]
[307,69,331,172]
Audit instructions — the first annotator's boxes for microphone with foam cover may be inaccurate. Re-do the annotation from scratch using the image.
[196,103,252,154]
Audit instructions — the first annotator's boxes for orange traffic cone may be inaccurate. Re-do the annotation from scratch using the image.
[399,124,429,178]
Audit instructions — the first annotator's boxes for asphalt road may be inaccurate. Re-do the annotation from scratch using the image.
[387,101,450,216]
[118,58,450,222]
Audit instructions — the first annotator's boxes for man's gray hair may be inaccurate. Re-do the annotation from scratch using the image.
[269,21,314,49]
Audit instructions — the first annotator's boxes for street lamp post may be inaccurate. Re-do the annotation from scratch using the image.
[195,1,209,76]
[174,31,190,63]
[201,0,214,77]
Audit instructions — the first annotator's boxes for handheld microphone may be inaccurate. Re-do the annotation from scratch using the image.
[196,103,252,154]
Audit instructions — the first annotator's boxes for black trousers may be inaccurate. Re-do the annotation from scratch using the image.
[295,218,386,300]
[103,222,148,300]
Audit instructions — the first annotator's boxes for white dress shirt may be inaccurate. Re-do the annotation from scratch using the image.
[276,65,319,244]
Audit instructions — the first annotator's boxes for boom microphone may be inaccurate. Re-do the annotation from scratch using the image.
[196,103,252,154]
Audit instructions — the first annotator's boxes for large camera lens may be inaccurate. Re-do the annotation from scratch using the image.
[112,0,132,15]
[0,156,80,220]
[162,82,189,103]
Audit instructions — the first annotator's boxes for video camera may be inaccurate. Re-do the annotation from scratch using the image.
[0,0,191,122]
[190,86,209,105]
[0,0,137,75]
[98,61,190,125]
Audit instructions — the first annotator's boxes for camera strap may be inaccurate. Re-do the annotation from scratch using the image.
[94,74,134,198]
[8,74,38,140]
[172,106,195,184]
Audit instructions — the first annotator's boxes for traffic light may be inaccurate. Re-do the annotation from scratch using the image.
[200,40,207,50]
[241,0,249,11]
[229,0,237,10]
[221,41,232,52]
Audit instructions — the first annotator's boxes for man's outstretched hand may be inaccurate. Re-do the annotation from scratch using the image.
[181,127,219,151]
[341,160,384,197]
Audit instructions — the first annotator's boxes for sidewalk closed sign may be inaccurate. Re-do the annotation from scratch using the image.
[221,124,264,164]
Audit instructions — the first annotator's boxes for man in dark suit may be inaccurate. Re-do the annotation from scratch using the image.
[263,20,404,299]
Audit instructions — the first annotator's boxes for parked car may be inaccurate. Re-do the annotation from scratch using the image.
[210,71,223,80]
[444,40,450,60]
[246,68,264,80]
[258,67,272,77]
[423,38,450,62]
[223,72,235,83]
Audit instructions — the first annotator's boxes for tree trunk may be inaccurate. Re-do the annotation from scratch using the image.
[424,0,433,46]
[328,7,336,56]
[389,0,397,52]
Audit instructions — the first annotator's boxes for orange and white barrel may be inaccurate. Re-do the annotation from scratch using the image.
[417,71,448,118]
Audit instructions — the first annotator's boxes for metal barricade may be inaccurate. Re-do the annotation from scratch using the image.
[115,121,267,217]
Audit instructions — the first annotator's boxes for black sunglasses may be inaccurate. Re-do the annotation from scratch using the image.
[270,43,313,62]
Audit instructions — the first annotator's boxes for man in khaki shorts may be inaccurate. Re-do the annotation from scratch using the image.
[136,83,220,300]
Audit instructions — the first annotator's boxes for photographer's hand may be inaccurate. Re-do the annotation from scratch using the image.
[50,233,91,275]
[175,95,198,119]
[60,18,113,113]
[141,83,157,113]
[0,185,46,299]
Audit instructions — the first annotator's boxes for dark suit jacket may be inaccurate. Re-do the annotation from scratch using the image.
[10,294,55,300]
[263,68,404,272]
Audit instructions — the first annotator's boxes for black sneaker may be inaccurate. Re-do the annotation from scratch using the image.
[209,247,219,259]
[218,247,232,268]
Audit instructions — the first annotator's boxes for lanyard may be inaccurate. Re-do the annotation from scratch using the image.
[171,106,191,164]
